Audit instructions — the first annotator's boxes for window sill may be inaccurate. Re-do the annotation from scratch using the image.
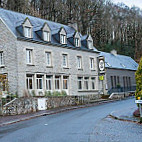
[78,89,98,92]
[27,64,35,66]
[46,66,53,68]
[63,67,70,69]
[78,68,83,71]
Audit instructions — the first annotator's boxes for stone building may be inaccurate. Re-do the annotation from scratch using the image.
[0,8,101,97]
[0,8,138,97]
[100,50,138,94]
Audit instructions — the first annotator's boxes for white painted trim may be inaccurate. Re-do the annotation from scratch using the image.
[0,17,17,38]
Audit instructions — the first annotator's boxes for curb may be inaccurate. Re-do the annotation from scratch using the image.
[0,97,133,127]
[109,110,139,123]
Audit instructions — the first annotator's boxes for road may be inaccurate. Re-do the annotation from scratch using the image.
[0,98,142,142]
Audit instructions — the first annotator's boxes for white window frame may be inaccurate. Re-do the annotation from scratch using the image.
[75,38,80,47]
[91,77,95,90]
[55,76,61,90]
[77,56,82,69]
[36,75,43,90]
[78,77,83,90]
[26,74,34,90]
[60,34,66,44]
[46,52,52,66]
[63,76,68,90]
[90,58,94,70]
[43,31,50,41]
[62,54,68,68]
[26,49,33,64]
[24,27,31,38]
[88,40,93,49]
[84,77,89,90]
[46,75,52,91]
[0,52,4,66]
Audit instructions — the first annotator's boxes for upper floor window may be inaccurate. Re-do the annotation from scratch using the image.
[46,52,51,66]
[77,56,82,69]
[0,52,4,66]
[75,38,80,47]
[26,49,33,64]
[43,31,50,41]
[60,34,66,44]
[62,54,68,68]
[24,27,31,38]
[90,58,94,70]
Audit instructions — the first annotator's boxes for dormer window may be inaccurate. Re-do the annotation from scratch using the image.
[43,31,50,42]
[88,40,93,49]
[60,34,66,44]
[75,38,80,47]
[24,27,31,38]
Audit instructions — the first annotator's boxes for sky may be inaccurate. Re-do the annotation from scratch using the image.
[112,0,142,9]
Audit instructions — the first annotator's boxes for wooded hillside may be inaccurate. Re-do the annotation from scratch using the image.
[0,0,142,62]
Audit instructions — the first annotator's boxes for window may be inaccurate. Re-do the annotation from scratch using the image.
[0,74,7,91]
[60,34,66,44]
[88,40,93,49]
[55,76,60,90]
[46,75,52,90]
[46,52,51,66]
[91,77,95,90]
[75,38,80,47]
[111,76,114,88]
[62,54,68,67]
[0,52,4,66]
[78,77,83,90]
[36,75,43,89]
[114,76,117,88]
[43,31,50,41]
[26,49,33,64]
[90,58,94,70]
[63,76,68,89]
[24,27,31,38]
[77,56,82,69]
[84,77,89,90]
[26,74,33,89]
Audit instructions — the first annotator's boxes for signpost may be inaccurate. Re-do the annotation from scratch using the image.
[135,99,142,123]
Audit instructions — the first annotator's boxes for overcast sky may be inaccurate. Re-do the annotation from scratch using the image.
[111,0,142,9]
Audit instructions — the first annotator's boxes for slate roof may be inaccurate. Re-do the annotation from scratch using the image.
[100,52,138,71]
[0,8,98,53]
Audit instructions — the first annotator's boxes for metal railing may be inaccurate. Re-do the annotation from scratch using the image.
[108,86,136,95]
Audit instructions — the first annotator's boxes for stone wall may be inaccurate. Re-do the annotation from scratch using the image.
[2,97,38,115]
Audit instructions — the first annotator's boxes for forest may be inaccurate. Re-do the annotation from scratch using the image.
[0,0,142,62]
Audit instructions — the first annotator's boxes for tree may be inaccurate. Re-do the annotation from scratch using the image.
[135,57,142,99]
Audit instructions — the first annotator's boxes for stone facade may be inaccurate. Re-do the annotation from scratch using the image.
[0,18,100,97]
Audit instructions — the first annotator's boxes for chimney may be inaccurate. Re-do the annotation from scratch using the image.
[68,22,78,31]
[111,49,117,56]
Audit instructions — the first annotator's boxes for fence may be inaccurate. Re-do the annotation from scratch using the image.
[108,86,136,95]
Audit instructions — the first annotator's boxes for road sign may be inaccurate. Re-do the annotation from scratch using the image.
[135,100,142,104]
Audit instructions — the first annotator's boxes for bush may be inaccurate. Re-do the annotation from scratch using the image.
[61,91,67,96]
[31,90,36,97]
[52,91,61,96]
[45,91,52,97]
[135,57,142,99]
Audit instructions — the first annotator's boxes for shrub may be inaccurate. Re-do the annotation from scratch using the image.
[61,90,67,96]
[135,57,142,99]
[31,90,36,97]
[45,91,52,97]
[52,91,61,96]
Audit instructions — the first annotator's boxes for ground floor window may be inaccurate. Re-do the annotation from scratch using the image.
[46,75,52,90]
[78,77,83,90]
[26,74,33,89]
[36,74,43,89]
[0,74,7,91]
[63,76,68,89]
[55,76,60,90]
[91,77,95,90]
[84,77,89,90]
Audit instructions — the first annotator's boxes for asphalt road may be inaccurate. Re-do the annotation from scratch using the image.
[0,97,142,142]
